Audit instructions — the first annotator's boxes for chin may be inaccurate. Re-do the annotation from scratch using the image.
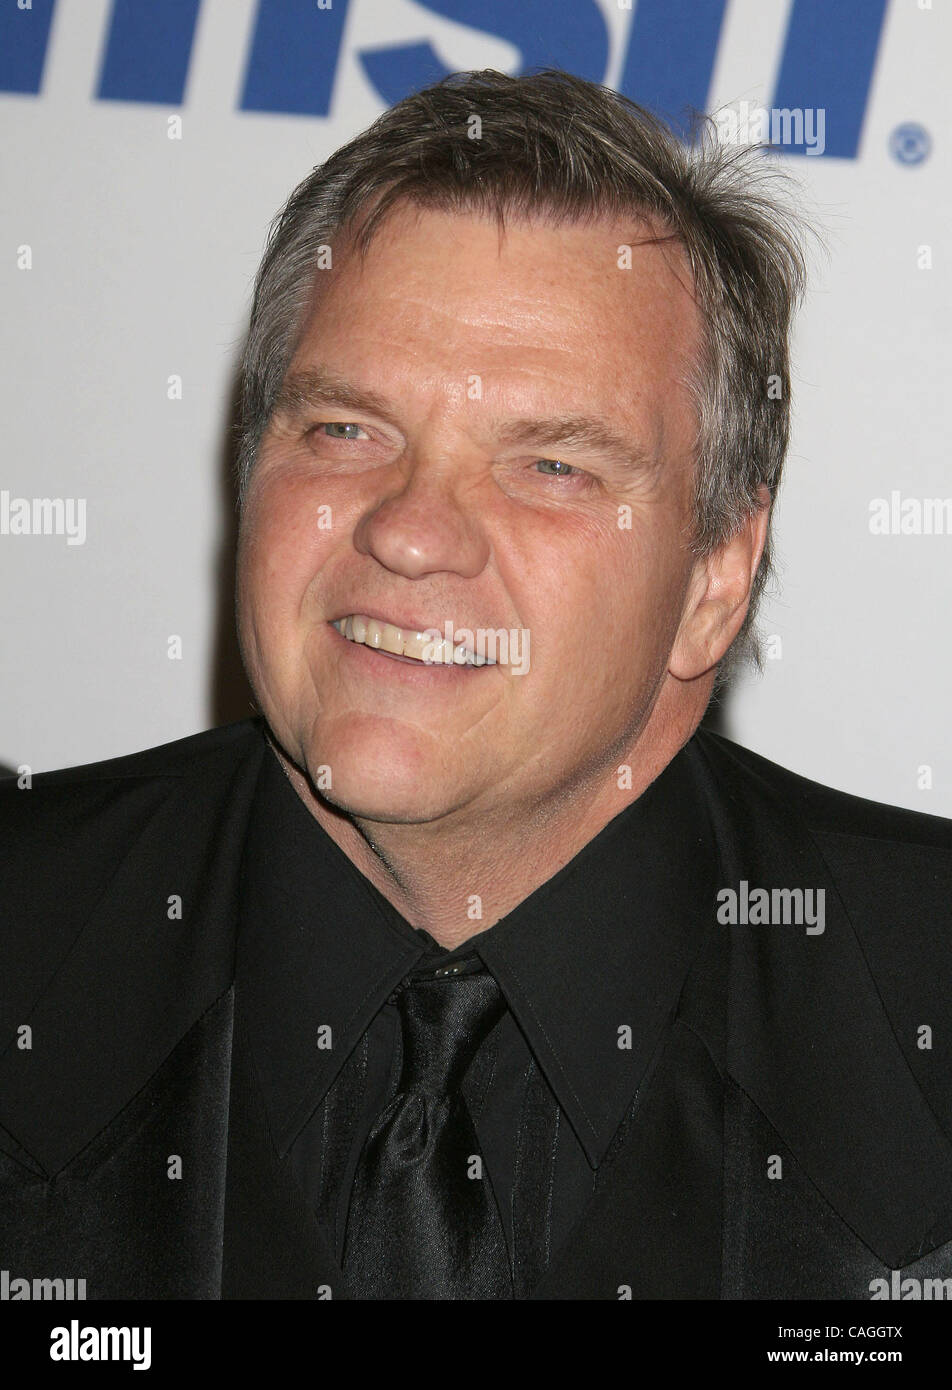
[314,771,460,826]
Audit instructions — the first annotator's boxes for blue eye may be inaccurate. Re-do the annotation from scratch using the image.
[321,422,365,439]
[535,458,577,477]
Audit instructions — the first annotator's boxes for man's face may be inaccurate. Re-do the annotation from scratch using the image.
[237,204,705,826]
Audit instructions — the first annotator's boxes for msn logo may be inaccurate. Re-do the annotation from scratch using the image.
[2,0,887,159]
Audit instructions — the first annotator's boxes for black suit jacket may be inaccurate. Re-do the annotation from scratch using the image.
[1,718,951,1300]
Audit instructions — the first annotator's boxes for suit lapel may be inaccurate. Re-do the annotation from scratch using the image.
[531,733,952,1297]
[0,989,236,1299]
[695,734,952,1273]
[0,729,264,1178]
[0,724,267,1299]
[221,1009,346,1299]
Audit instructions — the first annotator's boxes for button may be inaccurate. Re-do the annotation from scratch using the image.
[409,954,481,982]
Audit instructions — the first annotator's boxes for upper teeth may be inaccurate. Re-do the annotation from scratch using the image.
[332,615,495,666]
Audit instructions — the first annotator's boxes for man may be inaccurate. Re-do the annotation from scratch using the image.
[1,70,950,1302]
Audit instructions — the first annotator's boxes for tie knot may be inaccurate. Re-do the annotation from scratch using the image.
[393,966,505,1095]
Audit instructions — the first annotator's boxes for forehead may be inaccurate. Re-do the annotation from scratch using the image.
[289,203,701,420]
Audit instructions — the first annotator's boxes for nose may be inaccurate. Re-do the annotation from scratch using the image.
[352,456,490,581]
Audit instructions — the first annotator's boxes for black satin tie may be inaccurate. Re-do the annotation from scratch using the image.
[341,959,513,1299]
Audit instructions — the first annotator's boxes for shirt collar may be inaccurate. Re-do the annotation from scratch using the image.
[238,732,723,1165]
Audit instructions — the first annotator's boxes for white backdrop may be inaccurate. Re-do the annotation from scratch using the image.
[1,0,949,813]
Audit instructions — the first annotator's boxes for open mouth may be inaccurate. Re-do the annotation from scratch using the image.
[331,615,496,667]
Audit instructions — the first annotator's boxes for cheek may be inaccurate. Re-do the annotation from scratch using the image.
[511,518,688,697]
[527,515,672,626]
[240,479,335,625]
[603,506,693,632]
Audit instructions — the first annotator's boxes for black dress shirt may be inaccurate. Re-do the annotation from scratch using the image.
[235,737,727,1298]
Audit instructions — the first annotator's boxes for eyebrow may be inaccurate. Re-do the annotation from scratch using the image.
[272,368,656,474]
[496,416,656,474]
[272,368,395,423]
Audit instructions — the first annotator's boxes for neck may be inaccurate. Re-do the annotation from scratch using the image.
[274,676,713,948]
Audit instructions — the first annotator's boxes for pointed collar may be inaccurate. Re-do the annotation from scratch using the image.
[237,734,723,1166]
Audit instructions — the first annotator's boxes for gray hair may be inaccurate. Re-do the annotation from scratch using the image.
[236,69,808,683]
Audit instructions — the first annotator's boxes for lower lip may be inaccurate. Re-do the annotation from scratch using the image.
[326,623,497,683]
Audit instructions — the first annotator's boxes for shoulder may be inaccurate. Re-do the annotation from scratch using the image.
[0,716,265,874]
[692,728,952,1148]
[0,714,267,876]
[0,717,265,798]
[0,718,266,835]
[691,726,952,991]
[0,720,267,1009]
[694,727,952,1060]
[693,726,952,853]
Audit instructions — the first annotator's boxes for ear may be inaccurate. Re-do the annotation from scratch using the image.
[668,484,772,681]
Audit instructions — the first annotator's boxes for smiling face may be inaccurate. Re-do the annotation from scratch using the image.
[236,203,714,828]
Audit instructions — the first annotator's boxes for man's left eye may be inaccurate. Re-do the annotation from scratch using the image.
[318,422,367,440]
[535,458,578,477]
